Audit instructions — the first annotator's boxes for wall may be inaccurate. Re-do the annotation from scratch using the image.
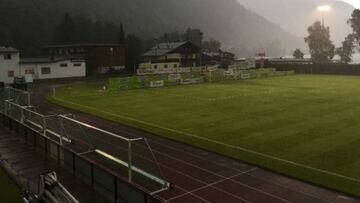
[87,47,126,74]
[271,63,360,75]
[0,53,20,84]
[20,60,86,80]
[158,53,182,60]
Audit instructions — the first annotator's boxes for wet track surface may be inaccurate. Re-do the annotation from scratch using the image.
[0,127,110,203]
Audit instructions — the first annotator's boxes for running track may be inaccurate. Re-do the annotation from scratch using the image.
[30,85,359,203]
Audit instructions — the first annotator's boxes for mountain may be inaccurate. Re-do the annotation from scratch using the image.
[0,0,303,57]
[236,0,355,46]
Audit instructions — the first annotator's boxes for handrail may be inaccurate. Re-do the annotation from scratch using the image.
[58,115,143,142]
[0,89,172,196]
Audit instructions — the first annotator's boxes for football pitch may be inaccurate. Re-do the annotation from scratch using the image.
[50,74,360,196]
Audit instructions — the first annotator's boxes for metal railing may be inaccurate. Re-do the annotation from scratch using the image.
[0,87,171,200]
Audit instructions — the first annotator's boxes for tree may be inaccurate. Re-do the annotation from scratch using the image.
[125,34,143,73]
[159,28,203,48]
[304,21,335,64]
[54,13,78,44]
[118,23,125,44]
[293,49,304,59]
[184,28,203,48]
[202,39,221,52]
[336,34,355,64]
[348,9,360,45]
[53,14,119,45]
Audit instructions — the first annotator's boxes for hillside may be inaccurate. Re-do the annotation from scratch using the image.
[0,0,302,57]
[237,0,355,46]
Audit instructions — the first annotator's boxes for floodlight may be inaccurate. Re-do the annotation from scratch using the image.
[317,5,331,12]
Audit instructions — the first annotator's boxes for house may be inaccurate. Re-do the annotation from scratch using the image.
[138,41,201,74]
[20,56,86,81]
[43,44,125,75]
[202,49,235,69]
[230,58,256,70]
[0,47,20,84]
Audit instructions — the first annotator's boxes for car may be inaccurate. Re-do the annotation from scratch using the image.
[12,76,27,91]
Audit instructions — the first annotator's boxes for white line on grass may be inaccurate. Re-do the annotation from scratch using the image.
[52,97,360,185]
[142,90,276,102]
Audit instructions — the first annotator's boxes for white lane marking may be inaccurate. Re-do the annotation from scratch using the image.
[160,163,254,203]
[172,185,211,203]
[146,139,331,203]
[68,130,253,202]
[165,168,257,202]
[80,131,290,203]
[53,97,360,184]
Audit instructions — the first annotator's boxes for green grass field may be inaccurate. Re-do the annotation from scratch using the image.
[0,168,22,203]
[49,74,360,196]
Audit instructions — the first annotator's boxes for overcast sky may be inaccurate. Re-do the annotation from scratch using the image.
[342,0,360,8]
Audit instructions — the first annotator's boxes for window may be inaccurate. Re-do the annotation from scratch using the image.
[60,63,68,67]
[25,69,34,74]
[174,64,177,68]
[7,71,14,77]
[153,65,157,69]
[164,64,168,68]
[74,63,82,67]
[41,67,51,75]
[4,54,11,60]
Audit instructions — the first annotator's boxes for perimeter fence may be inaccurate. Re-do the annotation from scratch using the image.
[109,68,295,91]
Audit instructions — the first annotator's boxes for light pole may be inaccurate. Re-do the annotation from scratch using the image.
[317,5,331,26]
[110,47,114,71]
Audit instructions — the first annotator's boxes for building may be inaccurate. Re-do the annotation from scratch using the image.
[229,58,256,70]
[138,41,202,75]
[43,44,125,75]
[20,56,86,81]
[139,41,201,75]
[0,47,20,84]
[202,49,235,69]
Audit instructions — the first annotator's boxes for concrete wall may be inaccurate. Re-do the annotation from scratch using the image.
[0,52,20,84]
[20,60,86,80]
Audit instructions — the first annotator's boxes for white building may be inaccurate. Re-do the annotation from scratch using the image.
[20,56,86,81]
[0,47,20,84]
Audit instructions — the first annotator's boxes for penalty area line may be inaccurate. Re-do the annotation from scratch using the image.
[52,96,360,184]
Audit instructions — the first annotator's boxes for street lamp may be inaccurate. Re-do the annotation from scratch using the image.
[317,5,331,26]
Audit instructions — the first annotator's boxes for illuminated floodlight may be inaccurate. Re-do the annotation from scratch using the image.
[317,5,331,12]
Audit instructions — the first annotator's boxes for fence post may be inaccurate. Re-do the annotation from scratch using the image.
[53,87,56,99]
[58,116,64,146]
[113,176,118,202]
[128,141,132,183]
[4,101,7,116]
[42,116,47,137]
[27,92,31,106]
[20,107,25,124]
